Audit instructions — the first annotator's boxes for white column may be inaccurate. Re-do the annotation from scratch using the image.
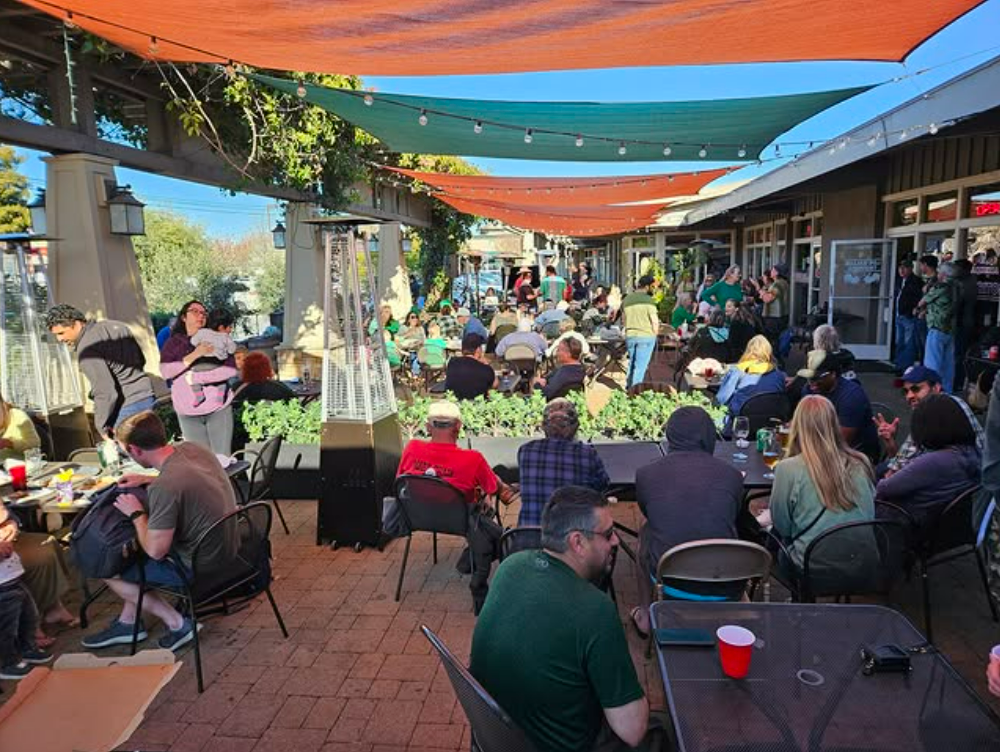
[376,222,412,320]
[276,202,324,378]
[43,153,160,378]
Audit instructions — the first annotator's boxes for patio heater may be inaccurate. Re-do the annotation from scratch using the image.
[0,233,88,457]
[308,217,402,550]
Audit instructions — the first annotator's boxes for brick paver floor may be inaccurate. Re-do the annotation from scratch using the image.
[3,494,997,751]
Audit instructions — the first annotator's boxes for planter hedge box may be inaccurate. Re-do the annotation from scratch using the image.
[246,441,321,500]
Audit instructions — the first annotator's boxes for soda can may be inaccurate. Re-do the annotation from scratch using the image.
[756,428,770,453]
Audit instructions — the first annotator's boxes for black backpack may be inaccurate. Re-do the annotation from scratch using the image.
[70,484,143,579]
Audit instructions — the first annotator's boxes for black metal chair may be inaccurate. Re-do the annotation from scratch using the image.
[231,434,290,534]
[67,447,101,463]
[737,392,792,435]
[422,625,538,752]
[130,502,288,692]
[910,485,998,641]
[499,526,541,561]
[392,474,471,602]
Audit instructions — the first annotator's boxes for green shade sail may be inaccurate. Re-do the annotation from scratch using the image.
[253,74,871,162]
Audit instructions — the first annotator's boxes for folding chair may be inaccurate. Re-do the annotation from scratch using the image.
[131,502,288,692]
[422,625,538,752]
[231,434,290,534]
[392,474,471,601]
[502,344,539,394]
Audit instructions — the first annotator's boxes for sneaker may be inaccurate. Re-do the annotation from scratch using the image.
[21,648,53,665]
[81,618,148,649]
[0,661,34,680]
[158,618,201,652]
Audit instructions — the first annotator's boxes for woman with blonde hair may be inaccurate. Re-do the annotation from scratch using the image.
[0,395,41,464]
[756,395,874,570]
[717,335,787,423]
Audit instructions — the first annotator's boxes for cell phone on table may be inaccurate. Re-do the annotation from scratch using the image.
[654,628,715,647]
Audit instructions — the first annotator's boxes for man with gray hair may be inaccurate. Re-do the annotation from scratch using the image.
[515,399,609,526]
[917,259,956,392]
[471,486,656,752]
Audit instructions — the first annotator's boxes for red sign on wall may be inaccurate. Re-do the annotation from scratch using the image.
[973,201,1000,217]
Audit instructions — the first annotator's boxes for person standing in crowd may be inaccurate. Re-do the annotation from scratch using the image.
[918,260,956,393]
[759,264,789,338]
[572,261,594,302]
[951,258,978,393]
[159,300,237,455]
[513,266,533,295]
[471,486,656,752]
[894,259,924,374]
[915,254,939,361]
[539,265,568,304]
[622,274,660,388]
[631,407,745,635]
[516,399,609,527]
[696,273,716,304]
[46,304,156,437]
[703,265,744,310]
[755,396,875,575]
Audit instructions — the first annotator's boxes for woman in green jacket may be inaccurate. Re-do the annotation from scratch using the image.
[704,265,744,310]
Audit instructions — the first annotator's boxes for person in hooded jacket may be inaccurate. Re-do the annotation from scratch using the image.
[630,407,745,635]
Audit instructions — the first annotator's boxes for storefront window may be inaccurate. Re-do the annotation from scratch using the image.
[890,198,919,227]
[922,231,956,257]
[776,222,787,241]
[923,191,958,223]
[969,225,1000,263]
[967,183,1000,219]
[794,220,812,239]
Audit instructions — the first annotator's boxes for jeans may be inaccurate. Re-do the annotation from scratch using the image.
[915,318,928,362]
[626,336,657,388]
[114,396,157,427]
[925,327,955,393]
[0,580,38,667]
[178,405,235,455]
[119,557,192,588]
[893,315,918,373]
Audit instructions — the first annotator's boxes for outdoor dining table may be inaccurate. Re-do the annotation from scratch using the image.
[650,601,1000,752]
[591,441,664,488]
[712,440,774,490]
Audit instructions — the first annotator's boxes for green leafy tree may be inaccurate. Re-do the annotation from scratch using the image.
[132,209,222,314]
[0,146,30,234]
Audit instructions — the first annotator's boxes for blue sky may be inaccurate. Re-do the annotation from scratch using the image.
[12,0,1000,237]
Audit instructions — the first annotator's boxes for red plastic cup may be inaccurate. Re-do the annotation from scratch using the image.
[717,625,756,679]
[9,464,27,491]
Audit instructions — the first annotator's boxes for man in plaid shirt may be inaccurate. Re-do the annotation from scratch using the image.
[516,399,609,527]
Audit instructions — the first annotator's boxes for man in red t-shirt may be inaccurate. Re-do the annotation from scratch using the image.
[397,400,509,613]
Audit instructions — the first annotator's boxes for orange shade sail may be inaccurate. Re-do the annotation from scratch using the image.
[433,194,662,237]
[16,1,984,76]
[386,167,731,207]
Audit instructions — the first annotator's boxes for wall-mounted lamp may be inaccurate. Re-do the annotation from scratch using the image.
[27,189,47,235]
[271,221,287,250]
[107,185,146,236]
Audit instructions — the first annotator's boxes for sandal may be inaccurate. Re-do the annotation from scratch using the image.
[629,606,650,638]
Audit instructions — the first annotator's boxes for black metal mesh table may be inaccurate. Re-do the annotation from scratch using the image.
[591,441,664,487]
[650,602,1000,752]
[713,440,773,490]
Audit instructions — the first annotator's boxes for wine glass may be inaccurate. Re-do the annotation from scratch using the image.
[734,417,750,449]
[762,432,782,480]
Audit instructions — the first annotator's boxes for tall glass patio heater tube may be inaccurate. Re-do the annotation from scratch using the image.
[309,217,402,550]
[0,233,87,457]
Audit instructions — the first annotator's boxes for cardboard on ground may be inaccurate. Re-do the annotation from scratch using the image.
[0,650,179,752]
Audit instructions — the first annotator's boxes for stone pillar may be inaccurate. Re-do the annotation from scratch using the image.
[43,153,161,381]
[376,222,412,321]
[276,202,325,380]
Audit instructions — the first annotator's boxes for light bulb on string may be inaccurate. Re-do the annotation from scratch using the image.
[296,81,307,98]
[698,146,708,158]
[898,129,908,141]
[363,93,374,106]
[418,110,428,126]
[575,135,584,148]
[737,145,747,158]
[149,36,160,56]
[618,142,627,156]
[929,122,939,135]
[867,134,880,148]
[473,121,483,134]
[662,144,672,156]
[524,129,533,144]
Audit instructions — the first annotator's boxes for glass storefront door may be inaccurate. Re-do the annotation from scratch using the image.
[828,239,897,360]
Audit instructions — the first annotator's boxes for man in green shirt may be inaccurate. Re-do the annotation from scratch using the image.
[539,265,568,303]
[621,274,661,388]
[470,486,654,752]
[703,265,744,310]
